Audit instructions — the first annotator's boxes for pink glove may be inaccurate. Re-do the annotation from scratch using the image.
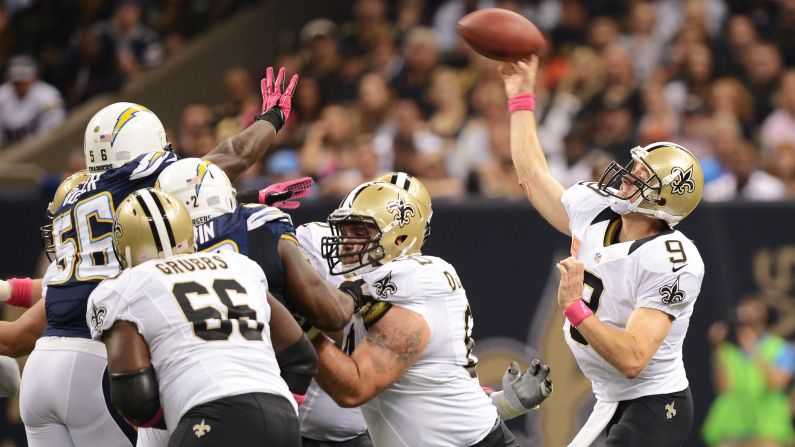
[260,66,299,123]
[259,177,314,209]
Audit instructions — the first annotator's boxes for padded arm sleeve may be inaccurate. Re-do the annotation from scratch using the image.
[109,366,165,429]
[275,334,318,394]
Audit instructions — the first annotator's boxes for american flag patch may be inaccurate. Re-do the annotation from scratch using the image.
[185,176,201,185]
[99,134,112,143]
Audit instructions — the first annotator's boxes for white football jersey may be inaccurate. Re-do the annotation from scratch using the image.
[561,183,704,402]
[356,254,497,447]
[87,251,295,432]
[295,222,368,441]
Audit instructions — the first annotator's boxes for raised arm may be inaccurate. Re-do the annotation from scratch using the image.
[204,67,298,180]
[501,57,570,235]
[312,305,430,407]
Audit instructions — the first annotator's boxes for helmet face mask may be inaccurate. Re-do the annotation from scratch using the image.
[597,142,704,226]
[321,212,385,275]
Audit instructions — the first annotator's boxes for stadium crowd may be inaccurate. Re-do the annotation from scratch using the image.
[150,0,795,201]
[3,0,795,202]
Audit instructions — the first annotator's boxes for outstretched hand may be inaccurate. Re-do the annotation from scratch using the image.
[260,66,299,122]
[498,55,538,99]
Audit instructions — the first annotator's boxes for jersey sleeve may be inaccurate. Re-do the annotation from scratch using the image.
[633,241,704,319]
[296,222,333,281]
[40,261,59,299]
[86,270,150,340]
[560,182,612,230]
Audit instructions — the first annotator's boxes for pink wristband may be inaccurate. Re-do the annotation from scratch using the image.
[292,392,307,406]
[508,93,535,113]
[563,299,593,327]
[7,277,33,308]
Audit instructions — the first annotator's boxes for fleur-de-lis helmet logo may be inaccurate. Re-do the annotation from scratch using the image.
[659,276,686,305]
[386,194,416,228]
[670,165,695,195]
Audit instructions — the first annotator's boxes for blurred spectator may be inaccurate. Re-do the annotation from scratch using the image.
[0,55,64,146]
[355,71,392,134]
[300,19,345,102]
[214,67,258,140]
[768,143,795,198]
[392,27,439,114]
[300,104,358,184]
[673,99,712,159]
[742,42,783,125]
[769,0,795,67]
[702,296,795,446]
[586,16,619,54]
[427,67,467,138]
[93,0,163,78]
[550,0,589,53]
[591,103,636,163]
[665,43,714,115]
[474,120,524,198]
[703,140,787,201]
[714,15,759,75]
[373,99,444,178]
[618,2,664,81]
[638,81,678,145]
[760,70,795,154]
[708,77,754,133]
[60,27,123,106]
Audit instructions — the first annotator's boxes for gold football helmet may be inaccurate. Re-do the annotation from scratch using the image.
[41,170,90,260]
[113,188,195,269]
[597,142,704,226]
[373,172,432,241]
[322,182,431,275]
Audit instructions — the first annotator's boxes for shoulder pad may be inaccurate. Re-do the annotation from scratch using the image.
[360,260,419,305]
[244,204,294,231]
[561,182,612,226]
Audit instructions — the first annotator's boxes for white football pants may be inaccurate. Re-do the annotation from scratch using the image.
[20,337,136,447]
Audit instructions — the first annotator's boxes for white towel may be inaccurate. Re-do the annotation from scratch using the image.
[567,400,619,447]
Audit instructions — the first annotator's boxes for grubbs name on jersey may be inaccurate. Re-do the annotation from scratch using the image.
[87,251,294,432]
[561,182,705,402]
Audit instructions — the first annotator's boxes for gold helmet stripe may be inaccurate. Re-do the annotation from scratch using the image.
[134,189,174,257]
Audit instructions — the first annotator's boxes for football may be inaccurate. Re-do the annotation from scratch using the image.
[457,8,547,61]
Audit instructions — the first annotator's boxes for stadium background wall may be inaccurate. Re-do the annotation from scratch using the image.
[1,194,794,447]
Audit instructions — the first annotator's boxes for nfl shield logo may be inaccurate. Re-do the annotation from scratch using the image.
[594,253,602,264]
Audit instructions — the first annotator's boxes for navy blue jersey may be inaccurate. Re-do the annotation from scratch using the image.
[45,150,179,337]
[196,204,296,305]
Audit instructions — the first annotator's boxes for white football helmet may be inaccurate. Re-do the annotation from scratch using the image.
[155,158,237,225]
[84,102,169,173]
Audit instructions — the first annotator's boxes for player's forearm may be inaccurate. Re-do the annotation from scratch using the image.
[204,121,276,181]
[510,110,551,184]
[0,300,46,357]
[576,317,650,379]
[312,336,373,407]
[510,111,569,235]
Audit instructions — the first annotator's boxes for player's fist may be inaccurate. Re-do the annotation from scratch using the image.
[339,279,373,313]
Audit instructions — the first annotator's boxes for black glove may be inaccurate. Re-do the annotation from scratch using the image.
[338,279,373,313]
